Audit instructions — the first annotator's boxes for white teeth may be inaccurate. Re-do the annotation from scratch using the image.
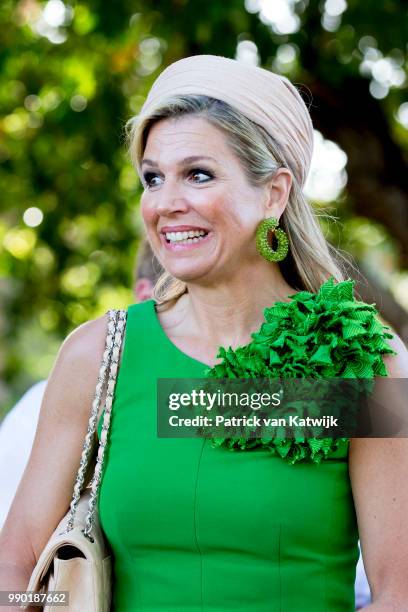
[164,229,208,243]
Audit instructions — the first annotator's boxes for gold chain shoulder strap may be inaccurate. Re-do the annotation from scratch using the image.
[64,308,127,540]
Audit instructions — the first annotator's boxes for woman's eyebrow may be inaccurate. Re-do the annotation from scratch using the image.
[141,155,217,168]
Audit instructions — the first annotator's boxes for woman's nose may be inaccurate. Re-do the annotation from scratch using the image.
[155,187,190,216]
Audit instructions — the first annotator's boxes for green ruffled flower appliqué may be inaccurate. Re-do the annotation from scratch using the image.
[202,276,396,465]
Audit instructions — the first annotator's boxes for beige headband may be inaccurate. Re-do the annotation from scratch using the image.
[131,54,314,188]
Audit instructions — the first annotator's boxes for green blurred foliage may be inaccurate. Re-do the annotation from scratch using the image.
[0,0,407,414]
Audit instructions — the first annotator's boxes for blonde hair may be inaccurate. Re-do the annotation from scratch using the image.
[125,95,349,311]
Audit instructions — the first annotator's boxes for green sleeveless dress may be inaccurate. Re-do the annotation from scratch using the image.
[96,297,363,611]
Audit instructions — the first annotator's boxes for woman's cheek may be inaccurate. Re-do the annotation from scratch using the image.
[194,194,227,221]
[140,199,156,227]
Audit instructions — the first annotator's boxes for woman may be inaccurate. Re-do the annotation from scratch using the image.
[1,54,408,611]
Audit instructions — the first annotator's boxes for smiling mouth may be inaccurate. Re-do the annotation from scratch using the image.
[163,229,210,245]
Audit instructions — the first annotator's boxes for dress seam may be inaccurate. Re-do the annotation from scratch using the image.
[278,523,282,612]
[193,438,207,612]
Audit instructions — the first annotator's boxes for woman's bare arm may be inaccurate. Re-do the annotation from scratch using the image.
[349,333,408,610]
[0,313,109,604]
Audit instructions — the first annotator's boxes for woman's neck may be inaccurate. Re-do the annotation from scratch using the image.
[175,267,296,350]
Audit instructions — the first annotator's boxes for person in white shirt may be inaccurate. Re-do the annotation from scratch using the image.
[355,542,371,608]
[0,381,47,527]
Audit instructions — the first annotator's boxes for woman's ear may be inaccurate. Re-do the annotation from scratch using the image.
[263,168,293,218]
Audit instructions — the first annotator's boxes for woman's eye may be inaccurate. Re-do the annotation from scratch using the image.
[143,173,162,188]
[188,168,214,183]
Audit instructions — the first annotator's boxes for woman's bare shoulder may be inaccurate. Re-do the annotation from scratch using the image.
[43,313,112,425]
[382,331,408,374]
[63,313,109,359]
[349,331,408,455]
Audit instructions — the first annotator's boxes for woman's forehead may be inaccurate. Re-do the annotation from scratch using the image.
[143,119,230,164]
[146,115,221,143]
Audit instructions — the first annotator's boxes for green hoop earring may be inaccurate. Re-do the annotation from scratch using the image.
[255,216,289,263]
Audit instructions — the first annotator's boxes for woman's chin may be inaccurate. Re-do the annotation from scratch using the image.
[165,264,213,283]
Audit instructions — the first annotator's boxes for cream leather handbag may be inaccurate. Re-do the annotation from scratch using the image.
[22,309,127,612]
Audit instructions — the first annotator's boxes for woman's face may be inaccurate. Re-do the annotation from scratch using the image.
[140,115,284,284]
